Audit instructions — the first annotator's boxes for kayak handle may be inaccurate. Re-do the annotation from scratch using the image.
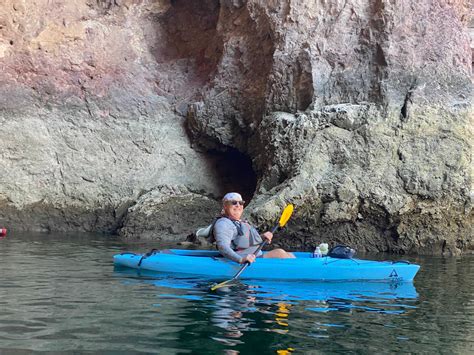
[138,249,159,267]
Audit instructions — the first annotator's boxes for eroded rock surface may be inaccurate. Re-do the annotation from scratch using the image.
[0,0,472,254]
[0,0,224,232]
[118,185,221,241]
[187,1,473,255]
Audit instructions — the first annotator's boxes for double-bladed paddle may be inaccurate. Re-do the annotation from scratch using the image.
[210,204,294,291]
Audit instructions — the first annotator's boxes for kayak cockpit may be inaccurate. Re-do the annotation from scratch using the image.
[143,249,316,258]
[167,249,223,257]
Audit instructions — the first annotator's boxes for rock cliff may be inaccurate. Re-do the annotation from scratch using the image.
[0,0,472,254]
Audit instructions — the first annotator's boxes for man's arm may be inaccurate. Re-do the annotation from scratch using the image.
[214,219,244,263]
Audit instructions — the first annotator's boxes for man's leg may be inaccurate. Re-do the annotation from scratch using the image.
[263,248,296,259]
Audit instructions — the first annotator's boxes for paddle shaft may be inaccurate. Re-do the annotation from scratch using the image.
[210,204,293,291]
[229,223,279,281]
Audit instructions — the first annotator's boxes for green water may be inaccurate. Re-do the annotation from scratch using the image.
[0,232,472,354]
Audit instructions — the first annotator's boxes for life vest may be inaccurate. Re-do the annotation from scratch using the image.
[197,216,263,248]
[230,220,263,250]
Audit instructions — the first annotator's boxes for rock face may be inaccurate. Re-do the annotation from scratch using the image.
[187,0,473,255]
[118,185,221,241]
[0,0,472,254]
[0,0,225,232]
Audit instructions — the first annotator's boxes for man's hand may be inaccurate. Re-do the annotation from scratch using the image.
[240,254,256,264]
[262,231,273,244]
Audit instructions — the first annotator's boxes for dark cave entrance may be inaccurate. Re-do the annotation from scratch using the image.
[210,147,257,204]
[155,0,257,203]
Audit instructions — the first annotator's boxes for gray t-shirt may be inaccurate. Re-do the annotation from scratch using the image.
[214,217,263,263]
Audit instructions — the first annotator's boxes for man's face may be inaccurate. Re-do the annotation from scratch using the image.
[223,200,244,220]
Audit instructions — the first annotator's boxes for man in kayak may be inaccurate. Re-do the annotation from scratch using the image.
[214,192,295,264]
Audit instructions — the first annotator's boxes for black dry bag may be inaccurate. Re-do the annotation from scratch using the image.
[327,245,356,259]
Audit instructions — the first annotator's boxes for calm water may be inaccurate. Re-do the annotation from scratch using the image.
[0,232,472,354]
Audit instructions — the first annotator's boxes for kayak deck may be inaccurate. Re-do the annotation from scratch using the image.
[113,249,420,282]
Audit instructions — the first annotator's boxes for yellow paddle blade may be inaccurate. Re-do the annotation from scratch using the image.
[278,204,294,228]
[210,279,236,291]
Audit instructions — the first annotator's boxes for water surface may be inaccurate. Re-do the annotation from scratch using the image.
[0,233,472,353]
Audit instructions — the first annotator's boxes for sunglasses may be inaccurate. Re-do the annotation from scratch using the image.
[228,200,245,206]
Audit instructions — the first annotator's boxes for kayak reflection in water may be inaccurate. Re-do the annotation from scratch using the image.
[214,192,295,264]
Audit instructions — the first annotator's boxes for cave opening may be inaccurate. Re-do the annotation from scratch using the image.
[209,147,257,204]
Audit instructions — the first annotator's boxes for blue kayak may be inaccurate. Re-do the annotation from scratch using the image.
[113,249,420,282]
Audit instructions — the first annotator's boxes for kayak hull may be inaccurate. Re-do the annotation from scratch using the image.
[113,249,420,282]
